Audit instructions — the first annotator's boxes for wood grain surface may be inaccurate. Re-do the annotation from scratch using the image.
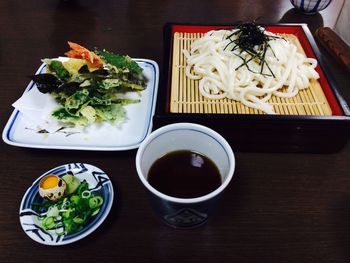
[0,0,349,262]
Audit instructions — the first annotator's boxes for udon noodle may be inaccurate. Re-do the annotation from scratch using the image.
[183,29,319,114]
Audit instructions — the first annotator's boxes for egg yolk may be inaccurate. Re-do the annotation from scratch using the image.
[40,175,59,189]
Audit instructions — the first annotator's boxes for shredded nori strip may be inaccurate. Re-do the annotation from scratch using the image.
[224,21,283,77]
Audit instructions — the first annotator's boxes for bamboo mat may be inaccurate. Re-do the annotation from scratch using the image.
[170,32,332,115]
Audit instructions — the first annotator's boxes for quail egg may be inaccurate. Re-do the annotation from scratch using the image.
[39,174,66,201]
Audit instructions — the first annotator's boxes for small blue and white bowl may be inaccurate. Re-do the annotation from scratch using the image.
[19,163,114,245]
[290,0,333,14]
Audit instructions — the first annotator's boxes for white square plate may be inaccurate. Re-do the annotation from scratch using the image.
[2,59,159,151]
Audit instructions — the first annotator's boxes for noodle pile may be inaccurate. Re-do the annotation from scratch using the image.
[183,29,320,114]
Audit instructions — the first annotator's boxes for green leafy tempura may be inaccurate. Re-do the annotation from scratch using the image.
[95,50,143,76]
[31,47,147,128]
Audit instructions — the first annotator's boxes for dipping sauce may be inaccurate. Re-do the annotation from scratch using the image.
[147,150,221,198]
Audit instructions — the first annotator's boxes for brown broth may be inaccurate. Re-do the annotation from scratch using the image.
[147,150,221,198]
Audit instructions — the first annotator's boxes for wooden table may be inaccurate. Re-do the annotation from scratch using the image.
[1,0,349,262]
